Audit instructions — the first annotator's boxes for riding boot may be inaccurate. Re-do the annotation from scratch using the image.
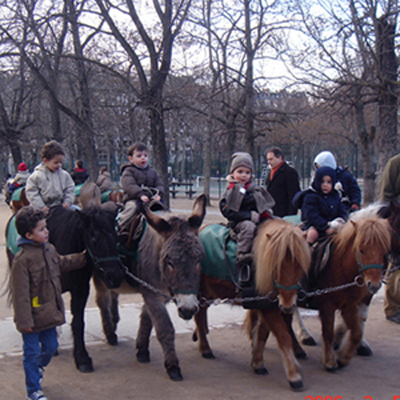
[236,253,253,284]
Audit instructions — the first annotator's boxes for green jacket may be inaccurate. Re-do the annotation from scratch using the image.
[379,154,400,202]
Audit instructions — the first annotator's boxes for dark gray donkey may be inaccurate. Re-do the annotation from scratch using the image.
[93,194,206,381]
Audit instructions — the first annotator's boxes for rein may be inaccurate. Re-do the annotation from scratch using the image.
[86,246,122,269]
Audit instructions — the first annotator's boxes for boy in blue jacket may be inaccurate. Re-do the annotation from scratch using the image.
[293,166,347,244]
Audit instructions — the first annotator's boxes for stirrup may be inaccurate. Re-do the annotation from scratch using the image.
[238,264,251,284]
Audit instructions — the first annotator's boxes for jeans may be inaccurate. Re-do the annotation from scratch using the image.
[22,327,58,396]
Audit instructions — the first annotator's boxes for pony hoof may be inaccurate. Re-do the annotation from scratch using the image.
[167,366,183,381]
[107,334,118,346]
[254,367,268,375]
[337,360,347,369]
[77,363,94,373]
[357,345,373,357]
[136,350,150,363]
[295,351,308,360]
[289,380,304,391]
[202,352,215,359]
[325,365,338,373]
[301,337,317,346]
[192,332,198,342]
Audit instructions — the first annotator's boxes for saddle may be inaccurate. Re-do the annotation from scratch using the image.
[303,235,334,291]
[199,224,277,310]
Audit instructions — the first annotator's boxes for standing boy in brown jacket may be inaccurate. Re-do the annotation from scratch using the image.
[11,206,86,400]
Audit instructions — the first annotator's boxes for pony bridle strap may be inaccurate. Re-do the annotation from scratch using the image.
[356,250,383,272]
[86,246,121,267]
[274,279,301,291]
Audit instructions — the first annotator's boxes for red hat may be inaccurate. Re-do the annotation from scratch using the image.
[18,162,28,172]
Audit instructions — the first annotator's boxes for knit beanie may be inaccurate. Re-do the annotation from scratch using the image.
[229,152,254,174]
[18,162,28,172]
[314,151,337,170]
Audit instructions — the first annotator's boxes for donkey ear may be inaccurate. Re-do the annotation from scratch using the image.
[141,203,172,236]
[75,209,90,226]
[188,194,207,231]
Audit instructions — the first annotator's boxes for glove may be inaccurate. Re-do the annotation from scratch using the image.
[251,211,260,224]
[330,218,345,231]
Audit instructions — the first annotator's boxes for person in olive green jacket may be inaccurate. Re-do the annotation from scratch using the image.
[379,153,400,324]
[11,206,86,400]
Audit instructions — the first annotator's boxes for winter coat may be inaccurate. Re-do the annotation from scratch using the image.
[11,239,87,334]
[12,170,30,187]
[379,153,400,202]
[120,163,164,204]
[265,161,300,217]
[71,168,89,185]
[335,167,361,210]
[219,177,275,227]
[96,171,112,193]
[293,167,347,234]
[26,163,76,210]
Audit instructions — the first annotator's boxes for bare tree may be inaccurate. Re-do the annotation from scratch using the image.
[93,0,192,206]
[288,0,399,203]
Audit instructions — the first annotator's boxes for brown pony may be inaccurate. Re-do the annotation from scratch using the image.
[295,202,400,356]
[196,218,311,390]
[10,187,30,212]
[284,215,391,372]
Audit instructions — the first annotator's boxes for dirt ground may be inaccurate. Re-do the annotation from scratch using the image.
[1,197,400,400]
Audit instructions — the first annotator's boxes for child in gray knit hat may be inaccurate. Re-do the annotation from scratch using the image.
[219,152,275,280]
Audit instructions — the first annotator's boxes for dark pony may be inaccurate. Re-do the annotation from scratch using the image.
[195,218,311,390]
[94,194,207,381]
[6,205,124,372]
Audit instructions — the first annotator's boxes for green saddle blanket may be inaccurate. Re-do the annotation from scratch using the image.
[101,190,111,203]
[283,214,302,226]
[7,215,20,256]
[74,184,84,197]
[199,224,237,282]
[11,187,25,202]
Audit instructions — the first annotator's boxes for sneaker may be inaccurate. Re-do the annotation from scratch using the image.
[386,312,400,324]
[27,390,47,400]
[38,366,44,384]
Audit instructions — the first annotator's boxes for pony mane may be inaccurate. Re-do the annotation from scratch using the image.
[334,215,391,258]
[349,202,387,222]
[253,219,311,294]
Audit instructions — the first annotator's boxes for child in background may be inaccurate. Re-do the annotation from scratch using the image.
[26,141,75,213]
[119,142,164,233]
[6,162,30,204]
[11,206,87,400]
[293,166,347,244]
[96,166,112,193]
[71,160,89,185]
[219,152,275,272]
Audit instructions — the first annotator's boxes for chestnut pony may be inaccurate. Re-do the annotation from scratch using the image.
[279,215,390,372]
[195,218,311,390]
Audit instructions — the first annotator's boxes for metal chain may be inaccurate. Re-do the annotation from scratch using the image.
[200,275,367,307]
[121,264,176,304]
[298,274,365,300]
[200,290,279,307]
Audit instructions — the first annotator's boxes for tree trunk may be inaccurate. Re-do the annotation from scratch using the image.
[148,91,170,208]
[67,0,99,180]
[375,17,398,180]
[354,100,375,205]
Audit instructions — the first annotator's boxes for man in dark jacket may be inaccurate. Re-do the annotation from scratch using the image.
[265,146,300,217]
